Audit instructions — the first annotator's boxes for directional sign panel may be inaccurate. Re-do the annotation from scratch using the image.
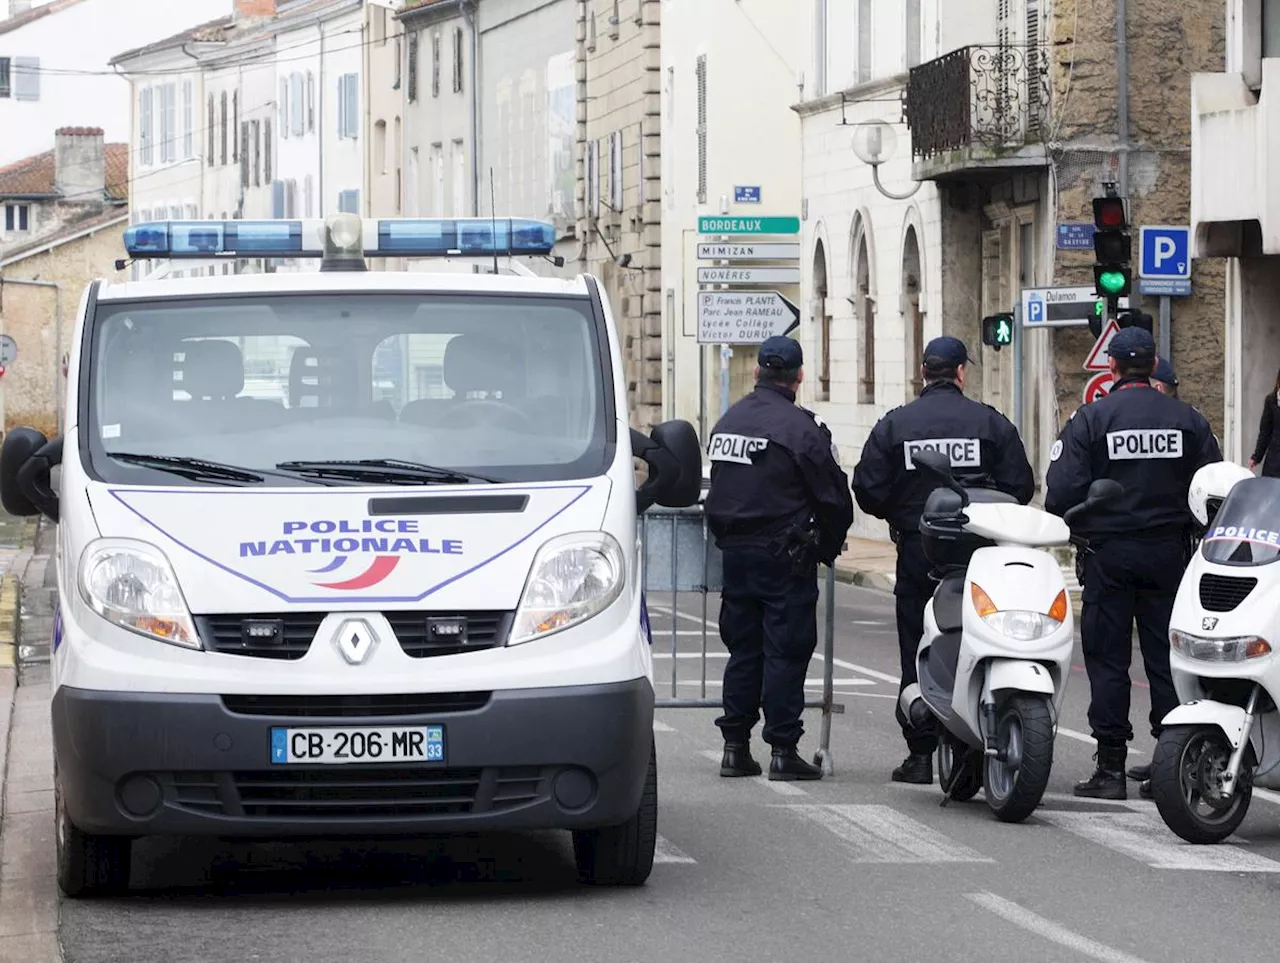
[1021,286,1130,329]
[697,266,801,285]
[698,216,801,235]
[697,242,801,261]
[696,290,800,344]
[1139,226,1191,279]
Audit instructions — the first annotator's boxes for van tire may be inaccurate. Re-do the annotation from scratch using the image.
[56,776,131,898]
[572,740,657,886]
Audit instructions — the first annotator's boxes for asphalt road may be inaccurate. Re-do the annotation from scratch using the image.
[57,581,1280,963]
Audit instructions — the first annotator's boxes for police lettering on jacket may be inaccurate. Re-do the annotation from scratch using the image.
[1044,377,1222,539]
[703,384,854,564]
[851,381,1035,533]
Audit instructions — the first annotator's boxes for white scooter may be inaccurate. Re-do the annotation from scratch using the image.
[1149,460,1280,844]
[900,449,1123,822]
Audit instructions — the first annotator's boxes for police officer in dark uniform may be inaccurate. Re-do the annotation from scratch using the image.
[1151,358,1179,398]
[852,337,1035,784]
[1045,327,1221,800]
[703,336,855,781]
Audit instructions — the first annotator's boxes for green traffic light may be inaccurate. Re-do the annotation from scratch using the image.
[1098,270,1127,295]
[995,319,1012,344]
[1094,299,1104,316]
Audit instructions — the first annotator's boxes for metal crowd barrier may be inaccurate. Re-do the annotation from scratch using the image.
[638,506,842,775]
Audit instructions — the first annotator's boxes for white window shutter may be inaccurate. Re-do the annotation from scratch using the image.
[13,57,38,101]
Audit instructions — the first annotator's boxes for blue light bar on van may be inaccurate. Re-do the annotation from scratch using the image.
[121,216,557,260]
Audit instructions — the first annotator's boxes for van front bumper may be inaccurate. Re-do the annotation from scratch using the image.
[51,679,654,837]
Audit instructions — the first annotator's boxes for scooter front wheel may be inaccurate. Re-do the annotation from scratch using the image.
[1150,724,1253,844]
[984,694,1054,823]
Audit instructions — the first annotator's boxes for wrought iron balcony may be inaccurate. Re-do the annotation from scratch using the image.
[904,44,1050,179]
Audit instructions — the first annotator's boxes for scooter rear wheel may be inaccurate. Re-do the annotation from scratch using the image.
[984,694,1054,823]
[937,735,982,802]
[1150,724,1253,845]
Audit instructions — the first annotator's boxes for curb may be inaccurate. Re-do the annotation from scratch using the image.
[832,564,896,594]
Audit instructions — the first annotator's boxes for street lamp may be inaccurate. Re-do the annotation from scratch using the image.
[851,120,922,201]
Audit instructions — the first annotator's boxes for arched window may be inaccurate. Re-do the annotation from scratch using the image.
[901,225,924,397]
[851,214,876,405]
[812,239,830,402]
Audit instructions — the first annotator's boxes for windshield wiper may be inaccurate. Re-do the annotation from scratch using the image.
[111,453,352,487]
[275,458,501,485]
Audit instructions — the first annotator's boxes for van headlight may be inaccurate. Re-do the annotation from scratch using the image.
[1171,630,1272,663]
[509,532,626,645]
[78,539,199,649]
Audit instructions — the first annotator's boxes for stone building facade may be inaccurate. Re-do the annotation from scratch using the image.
[574,0,662,432]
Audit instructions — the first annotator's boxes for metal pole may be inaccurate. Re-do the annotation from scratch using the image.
[817,565,836,775]
[1012,303,1024,436]
[719,344,731,417]
[669,512,678,699]
[1116,0,1129,194]
[1159,295,1172,365]
[700,511,709,699]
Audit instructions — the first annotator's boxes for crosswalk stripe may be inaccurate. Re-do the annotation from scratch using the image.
[652,720,675,732]
[967,892,1153,963]
[780,804,993,863]
[1037,811,1280,873]
[654,835,697,864]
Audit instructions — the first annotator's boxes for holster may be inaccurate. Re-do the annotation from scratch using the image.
[767,523,821,577]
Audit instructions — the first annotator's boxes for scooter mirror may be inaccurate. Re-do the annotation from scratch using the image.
[1087,479,1123,504]
[911,448,969,506]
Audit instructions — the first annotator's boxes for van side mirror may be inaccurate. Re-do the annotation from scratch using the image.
[0,427,62,523]
[633,420,702,514]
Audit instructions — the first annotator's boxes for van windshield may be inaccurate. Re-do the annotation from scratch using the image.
[1200,476,1280,566]
[82,292,613,486]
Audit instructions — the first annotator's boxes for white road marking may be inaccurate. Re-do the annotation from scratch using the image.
[653,835,697,864]
[888,780,1145,811]
[696,750,810,795]
[1037,810,1280,873]
[779,804,993,863]
[652,720,675,732]
[665,676,874,687]
[967,892,1153,963]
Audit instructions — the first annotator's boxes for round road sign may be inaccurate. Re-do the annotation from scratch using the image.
[1083,371,1113,404]
[0,335,16,368]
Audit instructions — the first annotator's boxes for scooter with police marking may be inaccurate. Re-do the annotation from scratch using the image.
[1149,461,1280,844]
[899,449,1123,823]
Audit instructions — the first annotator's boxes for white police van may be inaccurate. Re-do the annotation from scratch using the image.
[0,213,702,897]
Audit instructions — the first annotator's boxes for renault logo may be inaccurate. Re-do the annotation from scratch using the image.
[333,618,379,665]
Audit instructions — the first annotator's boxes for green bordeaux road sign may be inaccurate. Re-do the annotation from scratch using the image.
[698,216,801,235]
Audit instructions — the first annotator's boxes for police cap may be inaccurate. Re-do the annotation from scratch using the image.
[922,336,973,373]
[1152,357,1178,387]
[1107,327,1156,361]
[758,336,803,369]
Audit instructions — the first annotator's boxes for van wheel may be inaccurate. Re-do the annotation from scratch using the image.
[56,776,131,898]
[572,740,657,886]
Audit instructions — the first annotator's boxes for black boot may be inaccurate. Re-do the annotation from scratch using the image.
[892,752,934,785]
[719,741,762,777]
[769,746,823,781]
[1074,743,1127,799]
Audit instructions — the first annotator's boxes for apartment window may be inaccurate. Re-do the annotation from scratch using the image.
[0,58,9,98]
[337,73,359,139]
[304,173,314,217]
[338,189,360,214]
[182,80,195,159]
[608,130,622,210]
[207,94,216,165]
[452,27,463,93]
[264,118,273,182]
[252,119,261,186]
[905,0,922,69]
[291,72,304,137]
[695,55,707,204]
[272,180,286,218]
[140,87,154,165]
[431,32,440,97]
[160,83,178,163]
[240,121,250,187]
[4,204,30,233]
[233,91,240,160]
[407,31,418,101]
[12,57,38,101]
[430,144,444,215]
[305,72,314,131]
[220,92,228,166]
[856,0,872,83]
[279,77,289,138]
[395,37,403,91]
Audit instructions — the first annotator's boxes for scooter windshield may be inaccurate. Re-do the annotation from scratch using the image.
[1201,476,1280,566]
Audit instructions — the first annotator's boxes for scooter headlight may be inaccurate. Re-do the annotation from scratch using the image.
[1170,630,1272,663]
[970,583,1068,642]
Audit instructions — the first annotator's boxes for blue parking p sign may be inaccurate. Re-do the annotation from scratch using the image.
[1139,226,1191,280]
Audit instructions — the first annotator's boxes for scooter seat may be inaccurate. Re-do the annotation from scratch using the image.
[932,573,966,633]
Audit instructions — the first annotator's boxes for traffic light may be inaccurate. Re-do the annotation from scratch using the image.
[981,313,1014,352]
[1089,297,1105,339]
[1117,309,1153,333]
[1092,192,1131,302]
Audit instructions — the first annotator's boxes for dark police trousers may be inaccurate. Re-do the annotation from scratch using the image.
[893,533,940,754]
[1079,534,1184,746]
[714,544,819,749]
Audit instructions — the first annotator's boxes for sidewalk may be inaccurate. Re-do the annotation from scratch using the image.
[833,536,1084,617]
